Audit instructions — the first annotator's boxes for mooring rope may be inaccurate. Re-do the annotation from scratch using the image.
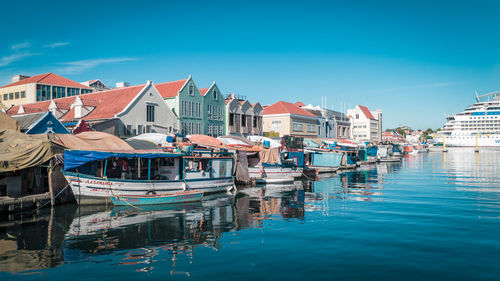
[32,183,70,212]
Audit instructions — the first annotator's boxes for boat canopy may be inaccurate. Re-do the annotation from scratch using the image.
[64,149,184,170]
[128,133,175,146]
[188,134,225,148]
[247,136,281,148]
[304,138,320,148]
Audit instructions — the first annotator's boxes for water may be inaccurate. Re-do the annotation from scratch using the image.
[1,148,500,280]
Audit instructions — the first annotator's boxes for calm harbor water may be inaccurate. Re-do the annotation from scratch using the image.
[1,148,500,280]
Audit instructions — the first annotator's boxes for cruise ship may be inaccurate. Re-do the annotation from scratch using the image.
[440,91,500,147]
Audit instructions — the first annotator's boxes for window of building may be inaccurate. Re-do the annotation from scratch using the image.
[242,115,247,127]
[3,94,7,100]
[293,122,303,131]
[20,91,25,98]
[37,85,51,101]
[9,93,13,100]
[147,105,155,122]
[189,101,193,117]
[253,116,258,128]
[126,125,132,136]
[213,89,217,100]
[229,113,235,126]
[272,120,282,131]
[15,92,19,99]
[189,83,194,96]
[146,125,152,133]
[138,125,144,134]
[356,114,359,119]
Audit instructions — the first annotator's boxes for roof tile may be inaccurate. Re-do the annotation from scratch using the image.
[263,101,316,117]
[1,73,91,89]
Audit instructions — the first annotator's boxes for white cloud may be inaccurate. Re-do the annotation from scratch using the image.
[44,42,70,49]
[10,42,31,50]
[0,52,40,67]
[56,57,138,74]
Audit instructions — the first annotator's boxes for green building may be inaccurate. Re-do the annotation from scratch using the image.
[156,75,203,136]
[200,82,225,137]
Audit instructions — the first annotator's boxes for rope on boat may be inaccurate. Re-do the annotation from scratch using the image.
[106,176,142,210]
[301,171,317,181]
[32,183,70,212]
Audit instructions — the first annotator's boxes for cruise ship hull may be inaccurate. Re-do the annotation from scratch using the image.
[444,134,500,147]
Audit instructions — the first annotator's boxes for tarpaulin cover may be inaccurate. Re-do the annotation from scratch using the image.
[366,146,378,157]
[188,134,225,148]
[64,150,183,170]
[247,136,281,148]
[311,152,343,167]
[287,151,304,167]
[50,131,133,151]
[129,133,175,146]
[235,150,250,183]
[258,148,279,164]
[304,138,320,148]
[218,136,253,146]
[0,111,19,131]
[0,129,64,172]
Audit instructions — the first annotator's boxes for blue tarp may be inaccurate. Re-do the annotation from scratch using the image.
[64,149,183,170]
[304,139,320,148]
[366,146,378,157]
[287,151,305,167]
[311,152,343,167]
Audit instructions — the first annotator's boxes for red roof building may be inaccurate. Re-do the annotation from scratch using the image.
[262,101,319,137]
[7,81,179,137]
[0,73,93,109]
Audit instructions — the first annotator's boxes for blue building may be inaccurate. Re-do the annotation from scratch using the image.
[12,111,70,134]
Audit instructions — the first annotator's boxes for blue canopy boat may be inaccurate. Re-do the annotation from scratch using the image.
[62,149,234,205]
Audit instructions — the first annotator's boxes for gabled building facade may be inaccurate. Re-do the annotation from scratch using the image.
[299,104,351,139]
[262,101,318,137]
[12,111,70,134]
[156,76,203,136]
[347,105,383,142]
[80,79,111,92]
[200,82,225,137]
[0,73,93,108]
[225,94,263,137]
[7,81,178,137]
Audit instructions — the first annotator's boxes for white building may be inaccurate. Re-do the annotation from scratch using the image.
[347,105,382,142]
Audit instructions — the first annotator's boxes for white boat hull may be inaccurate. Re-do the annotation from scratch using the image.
[63,171,234,205]
[248,166,303,183]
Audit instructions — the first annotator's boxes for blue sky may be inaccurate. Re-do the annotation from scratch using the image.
[1,0,499,130]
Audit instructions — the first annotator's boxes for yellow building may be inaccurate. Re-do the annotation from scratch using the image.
[262,101,319,137]
[0,73,92,108]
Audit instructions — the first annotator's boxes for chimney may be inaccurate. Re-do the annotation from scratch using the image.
[73,96,84,119]
[12,75,30,83]
[116,82,130,88]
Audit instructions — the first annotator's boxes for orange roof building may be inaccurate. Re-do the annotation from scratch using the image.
[262,101,319,137]
[7,81,178,138]
[0,73,92,108]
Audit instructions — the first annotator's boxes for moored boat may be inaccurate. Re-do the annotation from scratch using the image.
[110,190,203,206]
[63,149,235,205]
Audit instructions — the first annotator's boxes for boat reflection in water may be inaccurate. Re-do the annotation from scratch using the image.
[0,182,308,275]
[0,163,400,275]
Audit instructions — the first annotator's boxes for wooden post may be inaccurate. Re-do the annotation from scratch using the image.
[48,159,55,206]
[475,135,479,152]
